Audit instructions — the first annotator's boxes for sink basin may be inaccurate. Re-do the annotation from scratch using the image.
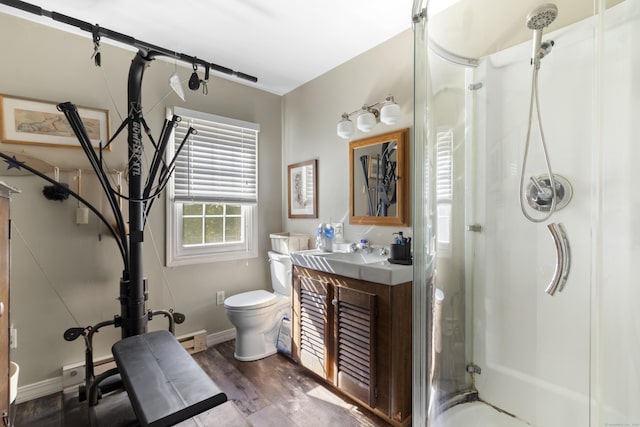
[360,262,413,285]
[290,249,361,278]
[290,249,412,285]
[320,251,388,265]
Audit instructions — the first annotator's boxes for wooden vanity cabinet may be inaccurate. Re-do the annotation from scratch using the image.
[292,265,412,427]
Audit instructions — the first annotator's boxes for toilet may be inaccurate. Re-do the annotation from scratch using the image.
[224,251,292,361]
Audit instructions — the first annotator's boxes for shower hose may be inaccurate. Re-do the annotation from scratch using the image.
[519,63,558,223]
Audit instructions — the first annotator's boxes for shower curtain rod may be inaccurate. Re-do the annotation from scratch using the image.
[0,0,259,83]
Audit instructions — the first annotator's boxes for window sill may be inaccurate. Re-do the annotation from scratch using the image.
[167,248,258,267]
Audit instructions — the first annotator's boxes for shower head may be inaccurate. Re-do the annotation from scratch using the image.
[526,4,558,68]
[526,4,558,30]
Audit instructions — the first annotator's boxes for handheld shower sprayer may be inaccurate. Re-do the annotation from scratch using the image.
[519,3,570,224]
[526,4,558,68]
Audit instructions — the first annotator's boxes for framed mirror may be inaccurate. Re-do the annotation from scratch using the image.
[349,128,409,226]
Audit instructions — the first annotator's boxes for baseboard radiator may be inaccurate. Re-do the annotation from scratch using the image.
[16,329,235,403]
[62,330,208,389]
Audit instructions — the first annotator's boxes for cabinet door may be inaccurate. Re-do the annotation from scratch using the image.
[298,276,330,380]
[334,285,376,407]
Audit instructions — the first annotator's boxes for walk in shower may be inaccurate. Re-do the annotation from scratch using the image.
[412,1,640,426]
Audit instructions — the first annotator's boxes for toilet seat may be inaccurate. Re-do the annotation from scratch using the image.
[224,290,278,310]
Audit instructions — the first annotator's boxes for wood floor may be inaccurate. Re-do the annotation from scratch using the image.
[14,339,392,427]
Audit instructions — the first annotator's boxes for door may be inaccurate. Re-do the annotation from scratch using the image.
[0,195,9,421]
[334,285,376,407]
[297,275,330,380]
[413,2,595,425]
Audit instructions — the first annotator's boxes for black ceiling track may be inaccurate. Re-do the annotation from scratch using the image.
[0,0,258,82]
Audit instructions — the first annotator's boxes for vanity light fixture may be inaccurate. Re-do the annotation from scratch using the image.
[336,95,401,139]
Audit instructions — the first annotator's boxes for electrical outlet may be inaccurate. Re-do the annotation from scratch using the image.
[216,291,225,305]
[9,327,17,349]
[332,222,344,241]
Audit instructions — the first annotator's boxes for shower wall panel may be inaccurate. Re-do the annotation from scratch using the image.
[470,11,595,427]
[599,1,640,424]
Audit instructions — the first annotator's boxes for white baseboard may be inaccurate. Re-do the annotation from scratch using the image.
[16,329,236,404]
[16,377,61,404]
[207,328,236,347]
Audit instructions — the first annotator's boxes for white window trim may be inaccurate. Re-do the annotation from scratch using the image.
[436,129,453,258]
[165,107,259,266]
[166,202,258,266]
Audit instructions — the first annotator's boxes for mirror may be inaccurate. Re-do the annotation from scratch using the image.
[349,128,409,226]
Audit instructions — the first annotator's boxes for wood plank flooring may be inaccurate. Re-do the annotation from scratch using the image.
[14,339,392,426]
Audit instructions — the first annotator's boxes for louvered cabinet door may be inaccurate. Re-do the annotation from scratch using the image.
[298,276,330,380]
[334,285,376,407]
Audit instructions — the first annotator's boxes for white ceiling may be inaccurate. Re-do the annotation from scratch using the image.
[429,0,624,61]
[0,0,415,95]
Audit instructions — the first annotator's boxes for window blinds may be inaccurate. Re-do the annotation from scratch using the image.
[172,107,259,204]
[436,130,453,201]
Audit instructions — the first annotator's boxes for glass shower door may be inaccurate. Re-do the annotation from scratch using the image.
[467,35,593,425]
[412,1,609,426]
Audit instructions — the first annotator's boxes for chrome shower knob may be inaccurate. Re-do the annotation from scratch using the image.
[526,174,572,212]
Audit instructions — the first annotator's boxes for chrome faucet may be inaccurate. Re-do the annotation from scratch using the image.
[357,239,372,254]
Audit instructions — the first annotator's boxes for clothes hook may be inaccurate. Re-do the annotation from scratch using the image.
[201,64,210,95]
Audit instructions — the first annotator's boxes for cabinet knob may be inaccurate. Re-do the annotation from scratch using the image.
[0,301,4,316]
[331,299,337,306]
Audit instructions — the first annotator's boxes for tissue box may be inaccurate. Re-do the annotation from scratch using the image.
[270,232,310,254]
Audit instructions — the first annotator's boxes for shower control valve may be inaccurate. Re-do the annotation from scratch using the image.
[526,174,573,212]
[530,176,553,201]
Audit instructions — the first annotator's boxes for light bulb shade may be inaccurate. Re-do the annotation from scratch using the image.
[357,111,377,132]
[337,117,355,139]
[380,102,401,125]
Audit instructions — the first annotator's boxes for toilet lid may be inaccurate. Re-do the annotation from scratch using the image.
[224,290,277,310]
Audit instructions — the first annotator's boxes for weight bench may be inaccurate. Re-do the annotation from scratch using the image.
[112,330,227,427]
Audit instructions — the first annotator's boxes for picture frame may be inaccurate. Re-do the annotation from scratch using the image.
[288,159,317,218]
[0,94,110,150]
[368,154,382,180]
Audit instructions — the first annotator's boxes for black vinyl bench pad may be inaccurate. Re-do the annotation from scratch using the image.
[112,330,227,427]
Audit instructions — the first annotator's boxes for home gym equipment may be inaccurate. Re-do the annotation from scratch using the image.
[0,0,258,423]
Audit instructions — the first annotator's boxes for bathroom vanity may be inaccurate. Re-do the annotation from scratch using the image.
[290,250,412,426]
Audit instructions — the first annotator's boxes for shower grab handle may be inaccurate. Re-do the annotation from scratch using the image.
[546,222,571,296]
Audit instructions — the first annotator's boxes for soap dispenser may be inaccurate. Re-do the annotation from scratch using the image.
[394,232,404,244]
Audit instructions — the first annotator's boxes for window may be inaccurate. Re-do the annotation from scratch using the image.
[166,107,259,266]
[436,129,453,256]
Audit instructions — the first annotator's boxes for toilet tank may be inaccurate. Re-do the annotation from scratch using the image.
[268,251,292,297]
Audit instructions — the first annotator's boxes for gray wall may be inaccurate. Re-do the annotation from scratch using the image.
[0,10,415,391]
[282,29,414,246]
[0,13,282,386]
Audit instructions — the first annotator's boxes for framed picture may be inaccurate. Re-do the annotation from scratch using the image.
[368,155,382,179]
[0,94,110,149]
[288,159,317,218]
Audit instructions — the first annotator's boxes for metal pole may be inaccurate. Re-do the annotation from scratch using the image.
[122,50,151,338]
[0,0,258,83]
